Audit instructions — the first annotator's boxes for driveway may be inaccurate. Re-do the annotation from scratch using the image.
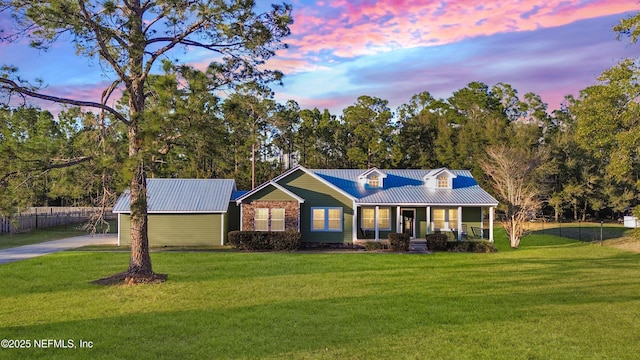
[0,233,118,265]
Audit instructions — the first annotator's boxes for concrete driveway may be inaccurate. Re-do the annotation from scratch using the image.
[0,233,118,265]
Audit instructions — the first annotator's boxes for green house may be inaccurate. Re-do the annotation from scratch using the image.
[113,179,242,247]
[236,166,499,243]
[114,166,498,247]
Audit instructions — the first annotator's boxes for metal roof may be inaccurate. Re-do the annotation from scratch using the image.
[311,169,498,206]
[113,179,237,213]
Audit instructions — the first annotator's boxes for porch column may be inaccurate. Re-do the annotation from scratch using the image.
[221,213,225,246]
[374,205,379,241]
[396,206,401,234]
[352,203,358,241]
[117,213,121,246]
[426,206,431,235]
[489,206,495,243]
[458,206,463,241]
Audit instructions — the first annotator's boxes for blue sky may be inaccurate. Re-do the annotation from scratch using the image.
[1,1,638,114]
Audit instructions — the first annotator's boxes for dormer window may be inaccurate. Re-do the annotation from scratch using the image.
[369,175,380,188]
[437,174,448,188]
[358,168,387,189]
[424,168,457,189]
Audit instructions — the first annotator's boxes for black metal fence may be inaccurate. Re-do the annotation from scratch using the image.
[0,207,114,235]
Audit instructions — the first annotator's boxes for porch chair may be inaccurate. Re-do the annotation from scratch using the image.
[471,227,484,239]
[359,227,372,239]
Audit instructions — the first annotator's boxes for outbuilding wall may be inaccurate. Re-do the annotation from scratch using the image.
[119,213,224,246]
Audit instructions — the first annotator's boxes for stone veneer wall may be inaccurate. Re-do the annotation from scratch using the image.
[242,201,299,231]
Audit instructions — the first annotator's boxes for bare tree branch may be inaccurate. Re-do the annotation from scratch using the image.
[0,78,129,125]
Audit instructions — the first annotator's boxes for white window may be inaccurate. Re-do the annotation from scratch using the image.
[437,174,449,188]
[361,207,391,230]
[271,208,285,231]
[312,207,342,232]
[369,175,380,188]
[255,208,269,231]
[433,208,458,230]
[254,208,285,231]
[433,208,445,230]
[378,208,391,229]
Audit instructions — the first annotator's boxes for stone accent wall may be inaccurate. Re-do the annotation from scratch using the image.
[242,201,299,231]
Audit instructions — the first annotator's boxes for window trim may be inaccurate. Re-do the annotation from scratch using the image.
[254,207,286,232]
[368,175,380,188]
[437,174,449,188]
[270,208,285,232]
[361,207,392,231]
[432,207,458,230]
[311,207,343,232]
[254,208,269,232]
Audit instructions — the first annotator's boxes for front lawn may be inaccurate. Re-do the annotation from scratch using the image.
[1,232,639,359]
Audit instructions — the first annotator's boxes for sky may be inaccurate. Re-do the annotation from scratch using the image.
[1,0,639,115]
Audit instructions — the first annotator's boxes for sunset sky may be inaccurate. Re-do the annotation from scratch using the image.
[1,0,639,115]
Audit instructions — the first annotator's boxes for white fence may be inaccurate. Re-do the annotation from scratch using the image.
[0,207,114,235]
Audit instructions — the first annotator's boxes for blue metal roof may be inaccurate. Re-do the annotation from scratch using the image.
[113,179,237,213]
[310,169,498,206]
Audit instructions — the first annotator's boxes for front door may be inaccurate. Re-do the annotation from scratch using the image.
[401,209,415,238]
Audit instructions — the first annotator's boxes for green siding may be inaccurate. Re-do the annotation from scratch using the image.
[119,213,224,246]
[119,214,130,245]
[279,170,353,243]
[242,184,299,202]
[462,207,483,236]
[227,203,240,233]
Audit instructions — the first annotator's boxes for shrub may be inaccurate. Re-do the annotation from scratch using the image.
[426,234,448,251]
[388,233,410,251]
[447,240,497,253]
[467,240,497,253]
[363,241,383,251]
[228,231,301,251]
[270,231,302,251]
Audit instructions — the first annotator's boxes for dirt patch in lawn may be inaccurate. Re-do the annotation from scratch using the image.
[91,271,167,286]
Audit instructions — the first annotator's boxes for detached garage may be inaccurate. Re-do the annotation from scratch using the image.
[113,179,242,246]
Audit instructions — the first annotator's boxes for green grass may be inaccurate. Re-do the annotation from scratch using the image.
[1,231,640,359]
[0,220,116,250]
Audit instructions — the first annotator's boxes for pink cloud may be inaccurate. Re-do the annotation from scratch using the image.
[285,0,639,60]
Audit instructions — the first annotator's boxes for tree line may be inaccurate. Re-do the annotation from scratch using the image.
[2,55,639,222]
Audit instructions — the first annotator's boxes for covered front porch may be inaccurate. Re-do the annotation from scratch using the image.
[352,205,495,243]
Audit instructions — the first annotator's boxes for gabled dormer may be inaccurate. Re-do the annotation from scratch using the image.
[357,168,387,189]
[423,168,457,189]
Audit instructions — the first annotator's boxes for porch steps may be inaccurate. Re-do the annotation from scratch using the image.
[409,240,429,253]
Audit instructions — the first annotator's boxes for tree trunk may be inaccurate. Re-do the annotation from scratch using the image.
[126,124,153,276]
[510,215,520,248]
[251,142,256,189]
[127,160,152,275]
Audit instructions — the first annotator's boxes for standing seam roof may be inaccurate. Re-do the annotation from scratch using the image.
[310,169,498,205]
[113,179,236,213]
